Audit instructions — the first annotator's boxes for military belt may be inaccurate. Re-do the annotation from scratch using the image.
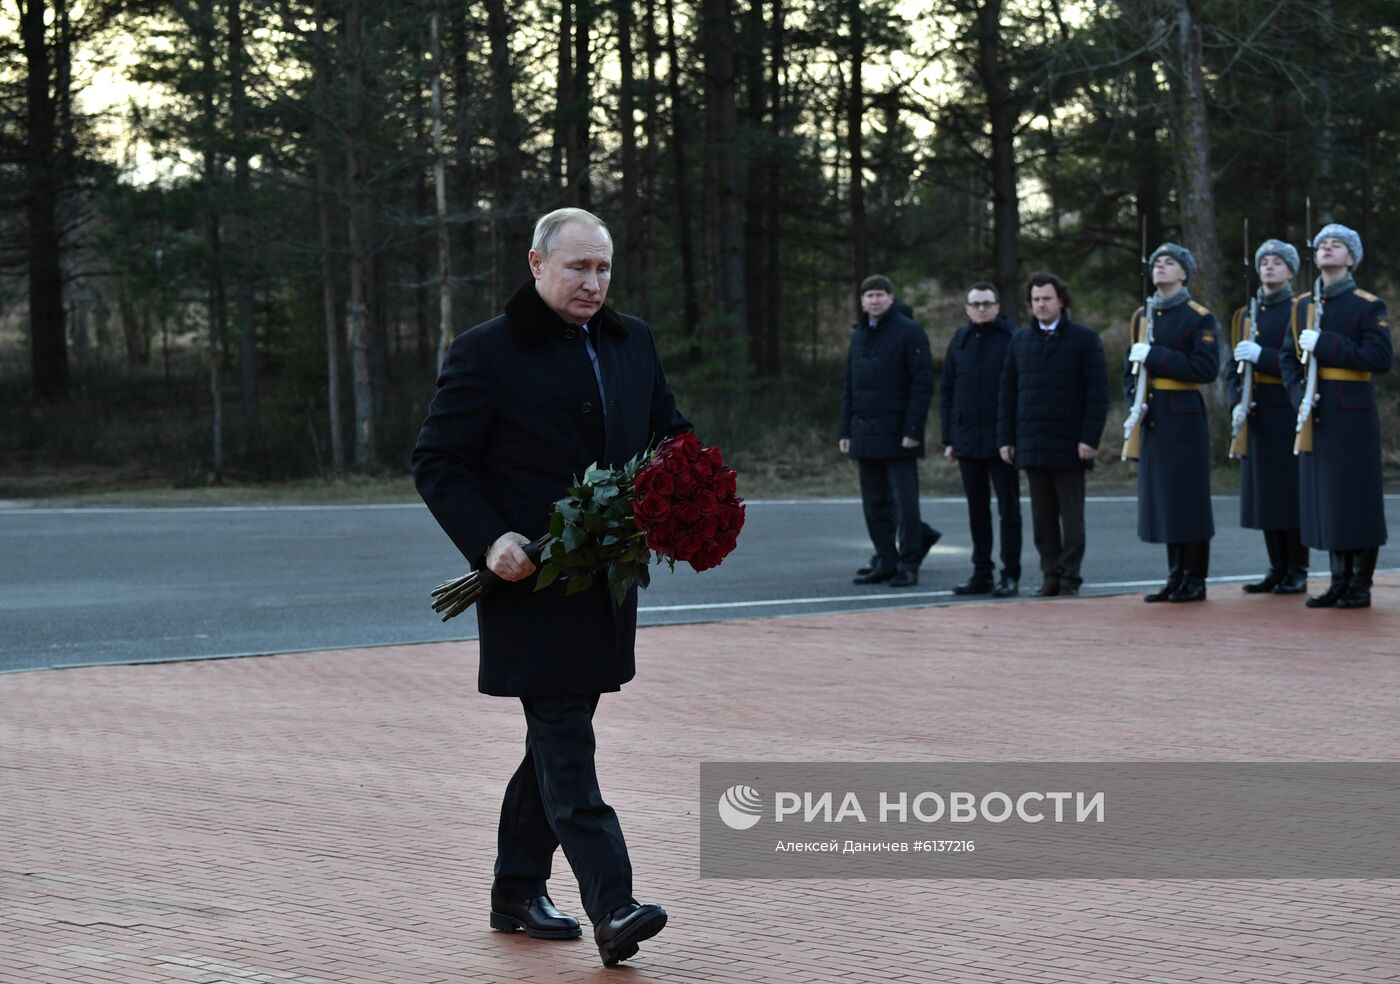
[1148,379,1199,392]
[1253,372,1283,385]
[1319,368,1372,382]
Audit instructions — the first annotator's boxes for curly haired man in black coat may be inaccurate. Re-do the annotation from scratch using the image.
[998,273,1109,597]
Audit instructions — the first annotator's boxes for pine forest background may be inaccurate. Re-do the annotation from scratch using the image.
[3,0,1399,494]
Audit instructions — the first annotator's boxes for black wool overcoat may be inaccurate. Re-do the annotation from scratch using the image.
[941,316,1017,459]
[1280,287,1392,551]
[1122,299,1220,544]
[412,280,691,697]
[1227,296,1302,531]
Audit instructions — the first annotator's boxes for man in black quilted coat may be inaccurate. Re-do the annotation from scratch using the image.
[838,274,936,588]
[997,273,1109,597]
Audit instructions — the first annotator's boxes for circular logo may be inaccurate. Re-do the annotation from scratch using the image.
[717,784,763,830]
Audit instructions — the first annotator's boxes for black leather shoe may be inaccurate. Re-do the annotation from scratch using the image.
[1306,584,1346,608]
[920,524,942,560]
[489,896,582,940]
[1242,569,1284,594]
[1273,568,1308,594]
[888,569,919,588]
[991,576,1019,598]
[952,576,994,595]
[855,554,881,577]
[1058,584,1079,597]
[853,565,895,585]
[595,902,667,966]
[1167,576,1207,602]
[1034,579,1060,597]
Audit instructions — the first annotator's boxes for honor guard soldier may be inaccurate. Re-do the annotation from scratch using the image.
[1228,239,1309,594]
[1280,224,1392,609]
[1123,243,1220,602]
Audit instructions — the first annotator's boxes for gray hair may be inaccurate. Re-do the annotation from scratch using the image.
[531,207,612,258]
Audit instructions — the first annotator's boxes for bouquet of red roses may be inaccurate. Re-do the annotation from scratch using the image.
[431,433,744,620]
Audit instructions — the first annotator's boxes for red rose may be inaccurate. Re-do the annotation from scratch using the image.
[670,432,701,456]
[677,531,704,558]
[717,470,737,499]
[696,489,719,516]
[645,467,675,498]
[673,500,701,525]
[674,470,697,496]
[633,492,671,528]
[700,515,719,539]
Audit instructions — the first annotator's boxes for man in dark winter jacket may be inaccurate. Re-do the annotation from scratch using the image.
[998,273,1109,597]
[941,282,1022,597]
[839,274,936,588]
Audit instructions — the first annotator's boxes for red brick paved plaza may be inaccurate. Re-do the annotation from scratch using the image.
[4,583,1399,983]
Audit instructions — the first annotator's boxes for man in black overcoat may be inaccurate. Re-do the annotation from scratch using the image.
[412,208,689,966]
[839,274,936,588]
[997,273,1108,597]
[941,281,1022,597]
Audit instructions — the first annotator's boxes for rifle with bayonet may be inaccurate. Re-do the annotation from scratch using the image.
[1229,218,1257,459]
[1122,218,1152,461]
[1295,198,1320,455]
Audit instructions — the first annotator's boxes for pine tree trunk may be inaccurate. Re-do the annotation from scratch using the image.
[484,0,527,297]
[640,0,659,322]
[21,0,68,401]
[618,0,640,265]
[572,0,593,207]
[313,0,345,472]
[664,0,699,342]
[229,0,259,449]
[553,0,572,197]
[975,0,1019,317]
[846,0,867,289]
[764,0,783,374]
[429,5,454,372]
[345,0,378,470]
[1132,54,1163,251]
[741,0,766,375]
[1167,0,1225,320]
[702,0,748,392]
[197,8,225,477]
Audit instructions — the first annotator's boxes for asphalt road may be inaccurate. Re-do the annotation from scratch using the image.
[3,496,1397,673]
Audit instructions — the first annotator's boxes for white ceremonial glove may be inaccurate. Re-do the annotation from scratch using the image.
[1234,340,1262,363]
[1129,342,1151,363]
[1299,328,1320,353]
[1231,404,1247,431]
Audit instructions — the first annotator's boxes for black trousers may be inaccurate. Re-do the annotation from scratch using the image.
[1260,528,1309,573]
[1025,467,1087,589]
[957,455,1022,579]
[492,694,636,923]
[857,456,923,571]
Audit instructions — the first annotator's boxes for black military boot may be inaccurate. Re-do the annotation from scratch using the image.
[1145,544,1183,602]
[1306,551,1352,608]
[1274,530,1309,594]
[1169,541,1209,602]
[1243,530,1285,593]
[1337,548,1378,609]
